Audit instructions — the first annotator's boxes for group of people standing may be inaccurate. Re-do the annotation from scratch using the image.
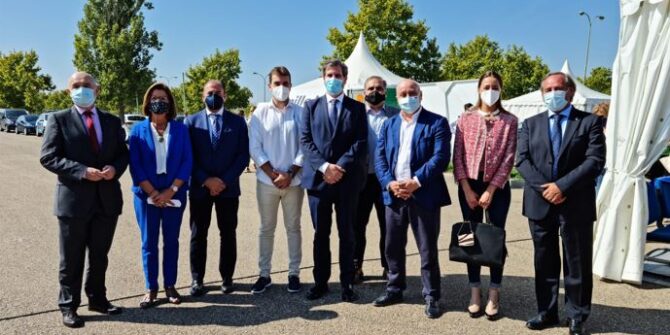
[40,59,604,335]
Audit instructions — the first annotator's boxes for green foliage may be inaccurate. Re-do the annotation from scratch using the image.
[441,35,549,99]
[73,0,162,117]
[43,90,73,111]
[325,0,442,82]
[579,66,612,95]
[0,50,54,112]
[176,49,252,114]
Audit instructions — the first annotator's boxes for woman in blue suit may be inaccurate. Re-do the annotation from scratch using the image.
[129,83,192,308]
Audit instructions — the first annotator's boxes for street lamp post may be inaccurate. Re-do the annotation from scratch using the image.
[579,11,605,80]
[252,71,267,102]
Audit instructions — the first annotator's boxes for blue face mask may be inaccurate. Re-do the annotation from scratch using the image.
[70,87,96,108]
[324,78,344,96]
[205,93,224,111]
[398,95,421,114]
[543,90,568,112]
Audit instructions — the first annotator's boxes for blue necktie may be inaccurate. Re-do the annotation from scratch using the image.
[211,114,221,145]
[328,99,338,130]
[551,114,563,179]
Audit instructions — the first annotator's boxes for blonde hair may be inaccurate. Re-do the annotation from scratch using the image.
[592,102,610,117]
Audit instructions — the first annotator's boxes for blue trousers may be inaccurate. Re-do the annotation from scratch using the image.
[133,174,186,291]
[457,177,510,288]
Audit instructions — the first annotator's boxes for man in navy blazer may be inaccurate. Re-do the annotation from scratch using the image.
[372,79,451,319]
[300,59,367,302]
[184,80,250,296]
[517,72,605,335]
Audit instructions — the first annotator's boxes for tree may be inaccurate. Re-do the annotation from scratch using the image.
[43,90,73,111]
[176,49,252,114]
[580,66,612,95]
[325,0,442,82]
[441,35,549,99]
[73,0,162,117]
[0,51,54,112]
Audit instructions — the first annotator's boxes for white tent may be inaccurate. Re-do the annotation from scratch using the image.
[502,60,611,121]
[290,33,477,123]
[593,0,670,284]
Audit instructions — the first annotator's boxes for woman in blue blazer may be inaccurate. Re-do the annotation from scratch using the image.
[129,83,192,308]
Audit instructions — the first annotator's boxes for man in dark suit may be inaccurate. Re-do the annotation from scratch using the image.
[517,72,605,335]
[185,80,250,296]
[300,59,367,302]
[372,79,451,319]
[40,72,129,328]
[353,75,399,283]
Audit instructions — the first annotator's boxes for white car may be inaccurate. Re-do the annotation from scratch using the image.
[123,114,146,141]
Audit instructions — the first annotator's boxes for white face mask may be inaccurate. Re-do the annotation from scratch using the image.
[480,89,500,107]
[271,85,290,102]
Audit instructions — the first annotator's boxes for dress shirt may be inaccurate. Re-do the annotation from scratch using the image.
[150,122,170,174]
[318,93,344,174]
[366,106,389,174]
[548,104,572,138]
[74,105,103,145]
[395,109,422,186]
[249,101,304,187]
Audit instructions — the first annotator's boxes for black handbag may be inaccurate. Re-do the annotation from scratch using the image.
[449,211,507,268]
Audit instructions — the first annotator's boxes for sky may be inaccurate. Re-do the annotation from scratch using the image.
[0,0,620,104]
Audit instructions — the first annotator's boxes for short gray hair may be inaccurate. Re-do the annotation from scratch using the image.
[541,72,576,92]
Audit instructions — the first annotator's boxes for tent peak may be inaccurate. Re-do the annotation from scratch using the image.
[560,59,575,76]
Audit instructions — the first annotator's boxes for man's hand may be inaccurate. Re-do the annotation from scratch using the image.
[273,171,292,189]
[100,165,116,180]
[542,183,564,204]
[83,167,103,181]
[204,177,226,196]
[399,179,420,197]
[324,164,345,184]
[390,180,420,200]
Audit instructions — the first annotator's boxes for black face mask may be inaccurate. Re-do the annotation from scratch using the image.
[149,100,170,115]
[365,91,386,106]
[205,93,224,111]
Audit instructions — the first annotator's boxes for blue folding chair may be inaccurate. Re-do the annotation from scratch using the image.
[649,178,670,242]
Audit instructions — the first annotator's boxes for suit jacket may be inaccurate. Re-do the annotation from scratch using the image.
[375,108,452,210]
[40,107,129,218]
[128,119,193,200]
[300,95,368,191]
[516,106,605,221]
[184,109,249,199]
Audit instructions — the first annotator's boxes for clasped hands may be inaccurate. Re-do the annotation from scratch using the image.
[83,165,116,181]
[541,182,566,205]
[389,179,420,200]
[323,164,346,185]
[204,177,227,197]
[149,188,176,208]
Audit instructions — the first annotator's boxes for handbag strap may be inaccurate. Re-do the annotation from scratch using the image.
[457,221,473,235]
[484,209,491,225]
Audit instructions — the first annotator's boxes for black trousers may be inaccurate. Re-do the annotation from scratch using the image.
[189,195,239,283]
[307,185,358,288]
[529,209,593,322]
[58,212,118,312]
[354,174,387,270]
[385,199,441,301]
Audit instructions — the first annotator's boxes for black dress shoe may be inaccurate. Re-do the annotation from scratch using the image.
[306,285,329,300]
[341,287,359,302]
[373,291,403,307]
[353,268,365,284]
[62,310,84,328]
[222,278,235,294]
[190,280,206,297]
[88,301,122,315]
[525,314,560,330]
[568,318,586,335]
[425,299,441,319]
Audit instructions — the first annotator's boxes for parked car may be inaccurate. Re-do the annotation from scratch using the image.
[15,114,38,135]
[123,114,146,142]
[0,109,29,132]
[35,111,55,136]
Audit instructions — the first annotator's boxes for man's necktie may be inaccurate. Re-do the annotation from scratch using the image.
[83,110,99,154]
[551,114,563,179]
[328,99,338,130]
[211,114,221,145]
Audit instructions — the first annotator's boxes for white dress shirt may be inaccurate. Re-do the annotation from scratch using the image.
[395,109,422,186]
[249,101,304,187]
[74,105,103,145]
[366,106,390,174]
[150,122,170,174]
[319,93,344,173]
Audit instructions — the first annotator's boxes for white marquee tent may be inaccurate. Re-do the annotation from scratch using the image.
[290,33,477,123]
[502,60,611,122]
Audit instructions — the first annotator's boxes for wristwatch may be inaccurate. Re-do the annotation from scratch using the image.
[288,168,297,178]
[171,184,179,192]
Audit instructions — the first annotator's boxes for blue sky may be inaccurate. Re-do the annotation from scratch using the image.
[0,1,619,103]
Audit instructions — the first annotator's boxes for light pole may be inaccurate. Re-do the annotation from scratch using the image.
[252,71,267,102]
[579,11,605,80]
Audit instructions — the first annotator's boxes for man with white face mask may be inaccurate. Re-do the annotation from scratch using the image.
[248,66,305,295]
[372,79,451,319]
[517,72,605,335]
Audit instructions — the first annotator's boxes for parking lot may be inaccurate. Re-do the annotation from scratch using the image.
[0,130,668,335]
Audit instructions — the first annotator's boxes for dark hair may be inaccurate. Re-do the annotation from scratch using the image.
[463,103,473,111]
[322,59,348,77]
[142,82,177,120]
[268,66,292,84]
[364,75,387,89]
[475,70,509,113]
